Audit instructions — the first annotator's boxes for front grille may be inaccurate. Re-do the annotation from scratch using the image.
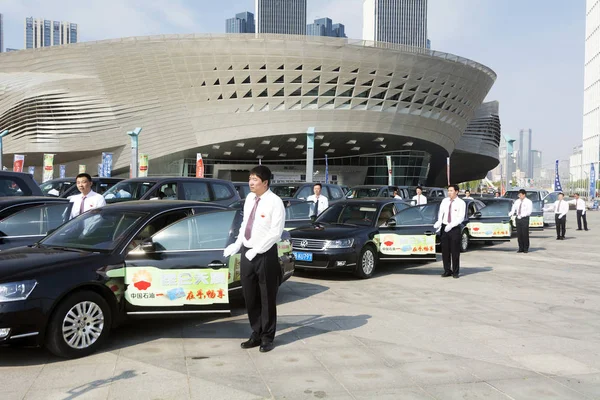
[291,238,327,251]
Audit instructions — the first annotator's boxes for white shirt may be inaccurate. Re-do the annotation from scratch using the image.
[306,194,329,216]
[69,190,106,219]
[510,198,533,218]
[236,189,285,255]
[569,198,586,214]
[554,199,570,218]
[394,195,403,200]
[412,194,427,205]
[435,197,466,229]
[464,196,472,199]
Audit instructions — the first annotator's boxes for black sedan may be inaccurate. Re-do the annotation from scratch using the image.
[289,199,415,279]
[0,201,294,358]
[0,197,72,251]
[230,198,314,231]
[479,197,544,232]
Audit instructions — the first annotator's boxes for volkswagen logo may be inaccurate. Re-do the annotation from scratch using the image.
[300,240,309,248]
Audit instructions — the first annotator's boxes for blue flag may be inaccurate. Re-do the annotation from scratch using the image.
[59,165,66,179]
[325,155,329,184]
[554,160,563,192]
[591,163,596,198]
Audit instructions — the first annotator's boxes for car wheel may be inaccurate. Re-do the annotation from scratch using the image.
[46,291,111,359]
[354,245,377,279]
[460,230,469,252]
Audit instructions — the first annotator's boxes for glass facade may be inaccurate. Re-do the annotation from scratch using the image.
[226,11,255,33]
[25,18,78,49]
[256,0,307,35]
[364,0,428,48]
[307,18,346,38]
[0,13,4,53]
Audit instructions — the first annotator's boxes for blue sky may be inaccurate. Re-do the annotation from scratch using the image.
[0,0,585,167]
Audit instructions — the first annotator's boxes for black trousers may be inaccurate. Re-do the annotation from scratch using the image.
[515,216,530,251]
[555,214,566,238]
[441,225,461,276]
[577,210,588,230]
[241,245,280,343]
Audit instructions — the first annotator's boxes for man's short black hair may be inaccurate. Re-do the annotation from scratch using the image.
[416,186,422,191]
[249,165,271,185]
[575,193,580,196]
[465,190,471,193]
[448,184,459,192]
[558,192,564,196]
[313,183,322,188]
[76,173,92,183]
[518,189,527,195]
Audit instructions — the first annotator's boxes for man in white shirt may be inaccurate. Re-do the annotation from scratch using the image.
[306,183,329,218]
[434,184,466,278]
[69,173,106,219]
[509,189,533,253]
[223,166,285,353]
[569,193,588,231]
[412,186,427,206]
[393,189,403,200]
[554,192,569,240]
[464,190,473,199]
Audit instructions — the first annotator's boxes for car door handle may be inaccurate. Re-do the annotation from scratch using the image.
[424,231,434,236]
[208,262,227,269]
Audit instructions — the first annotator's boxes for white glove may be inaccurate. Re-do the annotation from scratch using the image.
[223,243,241,258]
[433,221,442,230]
[559,214,565,219]
[444,224,452,233]
[508,212,513,217]
[245,248,258,261]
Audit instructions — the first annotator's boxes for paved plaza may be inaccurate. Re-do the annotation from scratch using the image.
[2,212,600,400]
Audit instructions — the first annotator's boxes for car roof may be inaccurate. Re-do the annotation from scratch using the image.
[349,185,394,189]
[0,196,70,207]
[42,177,123,183]
[0,171,36,178]
[339,198,409,205]
[119,177,232,183]
[101,200,229,212]
[480,197,513,203]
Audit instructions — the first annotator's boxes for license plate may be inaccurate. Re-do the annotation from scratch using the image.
[293,251,313,262]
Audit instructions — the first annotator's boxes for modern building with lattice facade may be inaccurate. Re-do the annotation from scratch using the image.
[0,34,498,185]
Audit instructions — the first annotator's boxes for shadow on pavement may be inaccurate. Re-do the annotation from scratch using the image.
[0,280,331,365]
[474,246,547,252]
[61,370,137,400]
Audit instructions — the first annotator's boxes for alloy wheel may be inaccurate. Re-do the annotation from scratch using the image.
[362,249,375,275]
[62,301,105,350]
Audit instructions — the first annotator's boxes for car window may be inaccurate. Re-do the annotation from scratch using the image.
[479,202,511,217]
[532,201,543,212]
[181,181,209,201]
[394,203,411,213]
[382,189,389,197]
[104,181,155,202]
[151,210,237,251]
[128,210,190,252]
[329,186,344,200]
[295,186,313,200]
[236,185,251,199]
[40,181,74,197]
[96,182,117,195]
[346,188,380,198]
[394,204,437,225]
[286,202,312,220]
[0,178,27,197]
[317,204,377,226]
[0,203,71,236]
[154,183,178,200]
[271,185,300,197]
[467,203,477,217]
[377,204,395,227]
[544,193,558,203]
[212,183,234,200]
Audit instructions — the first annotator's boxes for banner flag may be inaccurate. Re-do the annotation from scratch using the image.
[97,163,102,177]
[102,152,113,177]
[590,163,596,199]
[447,157,451,186]
[42,154,55,182]
[28,166,35,176]
[13,155,24,172]
[79,165,86,174]
[554,160,563,192]
[325,155,329,184]
[59,165,66,179]
[386,156,392,186]
[196,153,204,178]
[139,154,149,177]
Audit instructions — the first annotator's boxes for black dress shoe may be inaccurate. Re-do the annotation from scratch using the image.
[585,229,589,231]
[241,338,261,349]
[576,229,582,231]
[556,237,560,240]
[441,272,452,277]
[259,342,274,353]
[452,275,459,279]
[517,250,524,253]
[523,251,528,254]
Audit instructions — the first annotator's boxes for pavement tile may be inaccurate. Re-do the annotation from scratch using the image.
[30,363,117,390]
[510,353,599,376]
[396,360,480,386]
[189,375,270,400]
[422,382,513,400]
[367,343,449,365]
[313,346,388,369]
[187,352,255,375]
[24,386,111,400]
[352,387,434,400]
[262,366,348,399]
[249,348,323,372]
[552,373,600,399]
[487,377,592,400]
[4,392,26,400]
[330,366,415,391]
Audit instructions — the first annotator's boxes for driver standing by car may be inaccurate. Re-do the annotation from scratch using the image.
[69,173,106,219]
[412,186,427,205]
[307,183,329,218]
[509,189,533,253]
[434,184,466,279]
[223,166,285,353]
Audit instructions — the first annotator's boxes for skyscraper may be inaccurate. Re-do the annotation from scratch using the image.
[25,17,78,49]
[226,11,255,33]
[583,0,600,180]
[363,0,428,47]
[255,0,307,35]
[306,17,346,38]
[0,13,4,53]
[531,150,542,182]
[515,129,533,178]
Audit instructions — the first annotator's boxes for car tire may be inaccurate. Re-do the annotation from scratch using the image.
[354,245,377,279]
[460,230,469,252]
[46,291,112,359]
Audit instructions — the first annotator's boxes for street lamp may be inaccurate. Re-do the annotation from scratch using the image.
[127,127,142,178]
[504,136,516,192]
[568,173,574,196]
[583,171,589,199]
[0,130,8,170]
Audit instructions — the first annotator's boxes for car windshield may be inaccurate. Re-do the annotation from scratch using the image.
[532,200,543,212]
[271,185,300,198]
[104,181,156,203]
[316,203,378,226]
[40,209,147,251]
[346,188,380,199]
[40,181,74,197]
[479,201,512,217]
[505,191,540,201]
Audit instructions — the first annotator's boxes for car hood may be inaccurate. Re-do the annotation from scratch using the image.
[0,246,113,282]
[290,223,371,240]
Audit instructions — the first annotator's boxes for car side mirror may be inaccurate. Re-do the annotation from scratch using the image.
[474,212,482,218]
[386,218,396,227]
[310,215,317,223]
[141,239,155,253]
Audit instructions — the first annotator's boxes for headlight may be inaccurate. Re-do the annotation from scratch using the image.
[325,238,354,249]
[0,280,37,302]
